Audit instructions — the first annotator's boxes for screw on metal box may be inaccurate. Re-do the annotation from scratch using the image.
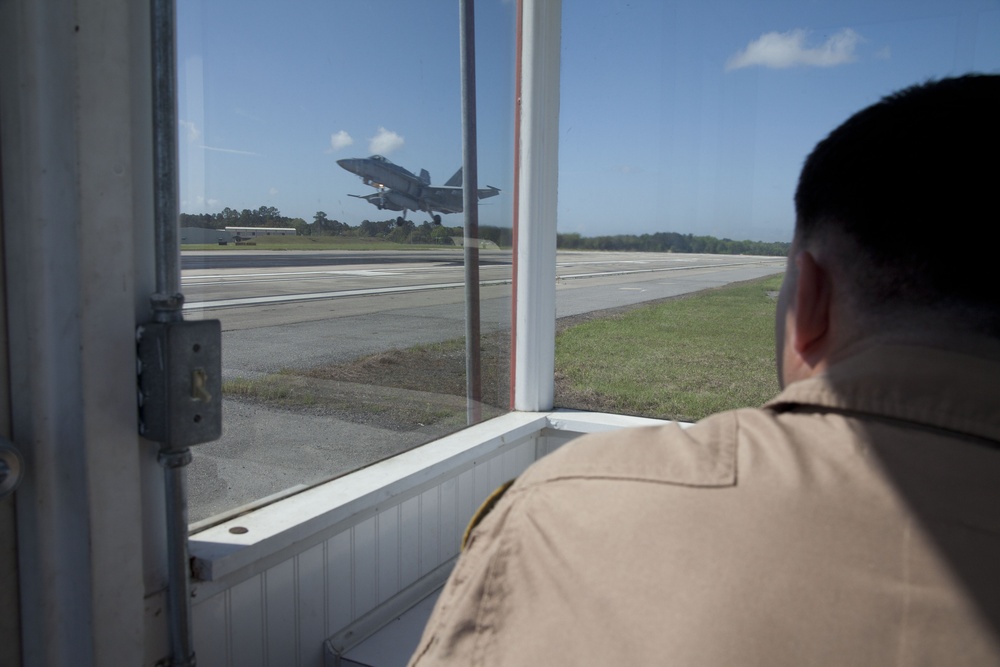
[0,439,25,499]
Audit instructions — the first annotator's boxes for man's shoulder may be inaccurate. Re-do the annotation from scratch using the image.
[517,408,777,490]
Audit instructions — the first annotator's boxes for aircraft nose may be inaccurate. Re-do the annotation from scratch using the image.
[337,158,360,174]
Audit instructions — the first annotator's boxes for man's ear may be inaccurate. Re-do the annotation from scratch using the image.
[791,250,832,357]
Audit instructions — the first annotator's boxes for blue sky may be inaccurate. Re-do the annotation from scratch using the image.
[178,0,1000,242]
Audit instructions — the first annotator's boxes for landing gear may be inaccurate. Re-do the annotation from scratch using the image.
[432,214,442,225]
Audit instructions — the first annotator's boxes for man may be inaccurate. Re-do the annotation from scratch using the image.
[410,75,1000,665]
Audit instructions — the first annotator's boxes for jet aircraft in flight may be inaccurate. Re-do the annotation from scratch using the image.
[337,154,500,224]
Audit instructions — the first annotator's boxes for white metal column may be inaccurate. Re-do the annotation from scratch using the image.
[513,0,562,411]
[0,0,159,664]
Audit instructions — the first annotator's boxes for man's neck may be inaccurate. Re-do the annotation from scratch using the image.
[829,330,1000,367]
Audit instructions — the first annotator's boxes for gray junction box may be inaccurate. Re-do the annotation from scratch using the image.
[137,319,223,448]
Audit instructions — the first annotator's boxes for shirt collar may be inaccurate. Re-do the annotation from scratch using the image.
[764,344,1000,444]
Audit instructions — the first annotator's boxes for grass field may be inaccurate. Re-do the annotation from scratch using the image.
[555,274,783,421]
[223,274,783,426]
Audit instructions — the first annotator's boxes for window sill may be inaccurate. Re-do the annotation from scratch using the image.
[189,410,668,585]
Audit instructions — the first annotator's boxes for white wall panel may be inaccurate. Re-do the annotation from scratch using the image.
[297,543,326,666]
[439,477,460,559]
[538,431,574,459]
[457,468,476,536]
[193,591,228,666]
[352,517,378,619]
[265,559,297,667]
[230,576,265,667]
[418,487,440,578]
[474,460,491,506]
[515,439,537,475]
[326,530,352,634]
[399,496,421,590]
[501,447,518,482]
[488,455,505,491]
[376,507,400,605]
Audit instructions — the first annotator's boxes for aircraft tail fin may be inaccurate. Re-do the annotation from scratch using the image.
[477,185,501,200]
[419,169,431,185]
[444,167,463,187]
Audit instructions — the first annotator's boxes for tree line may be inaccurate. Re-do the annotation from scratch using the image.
[181,206,297,230]
[179,206,512,246]
[180,206,788,255]
[557,231,789,256]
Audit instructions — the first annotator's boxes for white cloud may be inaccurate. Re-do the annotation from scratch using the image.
[179,119,200,142]
[268,187,278,196]
[328,130,354,152]
[369,127,405,155]
[726,28,861,71]
[875,45,891,60]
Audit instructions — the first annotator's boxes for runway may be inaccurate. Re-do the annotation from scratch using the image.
[182,249,784,374]
[183,249,782,322]
[184,249,785,524]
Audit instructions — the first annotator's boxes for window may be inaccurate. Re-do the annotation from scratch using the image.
[177,0,517,524]
[553,0,1000,421]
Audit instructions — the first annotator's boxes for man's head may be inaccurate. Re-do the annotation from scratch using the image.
[777,74,1000,387]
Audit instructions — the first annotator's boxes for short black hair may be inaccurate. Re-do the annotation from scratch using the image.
[795,74,1000,329]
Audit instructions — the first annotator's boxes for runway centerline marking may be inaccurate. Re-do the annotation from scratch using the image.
[184,278,513,310]
[183,259,783,310]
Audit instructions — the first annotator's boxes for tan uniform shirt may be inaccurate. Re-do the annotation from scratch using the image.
[410,345,1000,666]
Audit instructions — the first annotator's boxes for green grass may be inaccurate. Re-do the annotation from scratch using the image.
[224,274,783,425]
[554,275,783,421]
[222,377,295,402]
[223,372,494,431]
[296,337,510,406]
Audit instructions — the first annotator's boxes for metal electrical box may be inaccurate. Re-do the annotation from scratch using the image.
[137,319,223,447]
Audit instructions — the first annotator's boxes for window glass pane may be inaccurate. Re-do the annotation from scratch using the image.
[177,0,516,525]
[555,0,1000,420]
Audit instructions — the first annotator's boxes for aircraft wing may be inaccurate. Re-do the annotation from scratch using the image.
[419,187,464,213]
[348,192,405,212]
[347,183,501,217]
[421,185,501,212]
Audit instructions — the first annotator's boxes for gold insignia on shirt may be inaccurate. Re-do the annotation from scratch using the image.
[462,479,515,550]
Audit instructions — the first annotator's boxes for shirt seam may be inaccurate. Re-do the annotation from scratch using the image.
[471,484,532,665]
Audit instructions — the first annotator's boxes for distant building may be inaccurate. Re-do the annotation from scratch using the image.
[224,226,297,239]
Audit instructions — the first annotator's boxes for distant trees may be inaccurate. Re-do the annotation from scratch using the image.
[556,231,789,256]
[308,211,349,236]
[179,205,295,230]
[180,205,477,245]
[181,204,785,255]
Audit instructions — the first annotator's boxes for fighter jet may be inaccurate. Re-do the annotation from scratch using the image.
[337,154,500,225]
